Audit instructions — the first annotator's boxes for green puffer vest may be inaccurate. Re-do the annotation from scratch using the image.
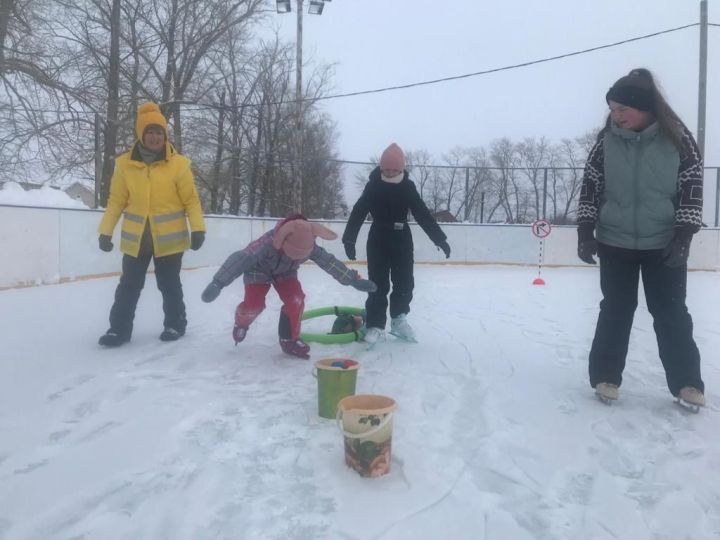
[596,123,680,250]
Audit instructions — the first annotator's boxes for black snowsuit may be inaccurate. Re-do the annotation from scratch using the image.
[342,167,446,329]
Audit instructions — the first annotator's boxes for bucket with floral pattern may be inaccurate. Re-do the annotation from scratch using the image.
[337,395,396,477]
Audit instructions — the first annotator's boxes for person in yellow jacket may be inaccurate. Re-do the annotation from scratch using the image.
[97,102,206,346]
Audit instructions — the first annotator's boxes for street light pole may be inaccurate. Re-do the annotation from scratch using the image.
[277,0,331,214]
[295,0,304,213]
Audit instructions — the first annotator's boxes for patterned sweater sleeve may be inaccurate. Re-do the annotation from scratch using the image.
[309,245,360,285]
[675,126,704,232]
[576,138,605,228]
[211,235,272,287]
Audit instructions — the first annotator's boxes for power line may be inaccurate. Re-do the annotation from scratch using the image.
[296,23,701,104]
[179,23,701,110]
[5,22,701,117]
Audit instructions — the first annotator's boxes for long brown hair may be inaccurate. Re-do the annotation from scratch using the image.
[600,68,685,150]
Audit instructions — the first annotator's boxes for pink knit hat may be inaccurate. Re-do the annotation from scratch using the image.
[272,218,338,260]
[379,143,405,171]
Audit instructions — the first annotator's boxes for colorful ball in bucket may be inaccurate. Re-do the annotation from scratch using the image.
[331,360,356,369]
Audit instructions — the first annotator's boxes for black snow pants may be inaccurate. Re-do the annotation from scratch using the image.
[588,242,703,396]
[365,223,414,329]
[108,248,186,338]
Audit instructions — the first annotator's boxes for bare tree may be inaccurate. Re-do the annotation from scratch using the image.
[139,0,265,151]
[300,112,344,218]
[0,0,94,184]
[404,149,431,199]
[461,146,493,223]
[516,136,551,221]
[96,0,121,205]
[439,147,466,217]
[489,138,520,223]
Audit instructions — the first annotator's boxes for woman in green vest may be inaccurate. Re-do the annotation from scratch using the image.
[576,68,705,409]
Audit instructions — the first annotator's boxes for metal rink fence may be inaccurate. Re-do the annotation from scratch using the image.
[339,162,720,228]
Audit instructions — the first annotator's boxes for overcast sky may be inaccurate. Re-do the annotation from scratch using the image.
[271,0,717,174]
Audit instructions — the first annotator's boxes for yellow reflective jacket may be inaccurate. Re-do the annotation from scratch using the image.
[98,143,206,257]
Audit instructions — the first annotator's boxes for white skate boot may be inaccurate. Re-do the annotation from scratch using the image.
[676,386,705,413]
[363,327,385,350]
[595,382,619,405]
[390,314,417,343]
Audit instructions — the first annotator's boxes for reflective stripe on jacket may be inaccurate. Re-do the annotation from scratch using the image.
[98,142,206,257]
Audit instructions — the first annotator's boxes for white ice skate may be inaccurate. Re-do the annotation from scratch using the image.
[389,314,417,343]
[595,382,619,405]
[363,327,385,350]
[675,386,705,414]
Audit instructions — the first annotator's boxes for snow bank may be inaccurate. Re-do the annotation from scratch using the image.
[0,182,89,209]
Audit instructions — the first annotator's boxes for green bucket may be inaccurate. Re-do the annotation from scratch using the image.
[313,358,360,419]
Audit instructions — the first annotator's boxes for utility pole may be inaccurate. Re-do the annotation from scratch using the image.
[464,167,470,221]
[697,0,708,158]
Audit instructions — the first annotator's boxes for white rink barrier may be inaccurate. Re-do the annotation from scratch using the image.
[1,205,719,288]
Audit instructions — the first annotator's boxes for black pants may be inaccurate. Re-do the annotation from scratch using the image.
[589,243,703,396]
[108,251,186,338]
[365,227,414,329]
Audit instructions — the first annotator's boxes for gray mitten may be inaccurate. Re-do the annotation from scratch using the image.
[201,280,223,303]
[352,278,377,293]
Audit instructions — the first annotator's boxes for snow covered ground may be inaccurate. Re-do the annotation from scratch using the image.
[0,264,719,540]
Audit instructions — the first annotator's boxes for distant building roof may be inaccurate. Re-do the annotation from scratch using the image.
[432,209,457,222]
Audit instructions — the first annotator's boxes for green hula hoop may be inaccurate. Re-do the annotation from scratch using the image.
[300,306,365,344]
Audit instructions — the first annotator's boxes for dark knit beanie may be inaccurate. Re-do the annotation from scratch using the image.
[606,75,655,113]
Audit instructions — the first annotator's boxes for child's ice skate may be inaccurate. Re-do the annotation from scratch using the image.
[363,327,385,350]
[389,314,417,343]
[233,325,248,345]
[280,338,310,359]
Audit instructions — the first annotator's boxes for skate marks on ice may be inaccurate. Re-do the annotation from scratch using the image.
[586,406,717,537]
[46,373,96,402]
[3,374,126,482]
[6,387,338,539]
[443,398,718,539]
[2,266,719,538]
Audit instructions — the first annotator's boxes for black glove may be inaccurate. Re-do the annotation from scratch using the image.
[201,280,223,303]
[577,225,597,265]
[191,231,205,251]
[344,242,356,260]
[662,229,693,268]
[351,278,377,293]
[437,240,451,259]
[99,234,113,252]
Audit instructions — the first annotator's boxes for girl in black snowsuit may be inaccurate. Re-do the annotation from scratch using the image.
[342,143,451,344]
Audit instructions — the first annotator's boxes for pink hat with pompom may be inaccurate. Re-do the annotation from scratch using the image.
[379,143,405,171]
[272,218,338,260]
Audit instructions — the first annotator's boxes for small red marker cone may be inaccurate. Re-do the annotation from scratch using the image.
[532,277,546,285]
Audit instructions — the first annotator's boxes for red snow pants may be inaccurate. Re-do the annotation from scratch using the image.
[234,277,305,339]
